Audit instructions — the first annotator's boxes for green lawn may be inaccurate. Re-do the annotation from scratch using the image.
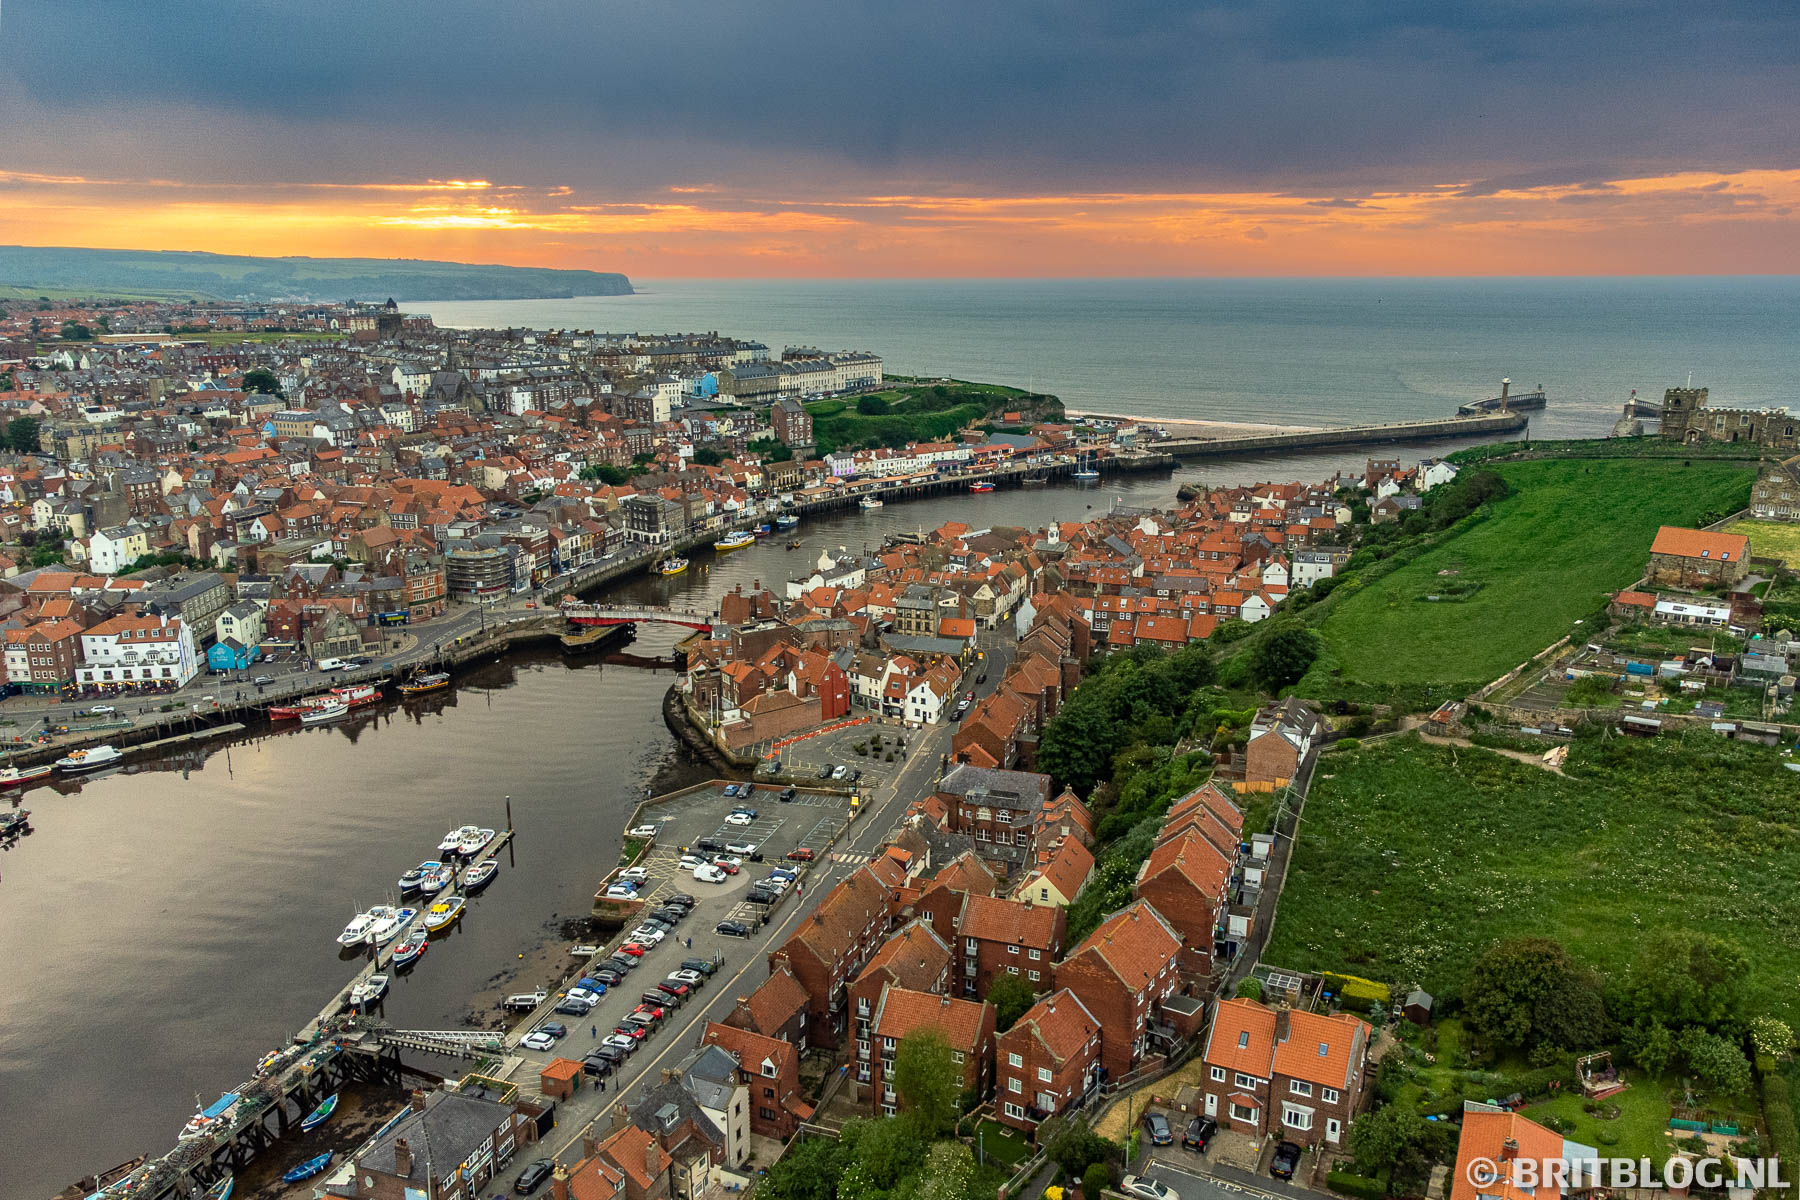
[1729,519,1800,569]
[1520,1075,1675,1162]
[1304,458,1754,692]
[972,1118,1032,1166]
[1262,733,1800,1024]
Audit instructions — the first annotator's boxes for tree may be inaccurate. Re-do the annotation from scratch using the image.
[1248,619,1321,692]
[1039,1115,1119,1180]
[1678,1026,1752,1095]
[759,1135,845,1200]
[242,368,283,396]
[891,1029,960,1137]
[764,441,795,462]
[1463,937,1610,1052]
[4,416,39,453]
[59,322,93,341]
[1622,930,1748,1033]
[1036,693,1117,794]
[914,1141,979,1200]
[857,396,891,415]
[692,447,724,466]
[1083,1162,1113,1198]
[1621,1019,1675,1077]
[581,462,630,485]
[1349,1103,1455,1194]
[988,973,1037,1032]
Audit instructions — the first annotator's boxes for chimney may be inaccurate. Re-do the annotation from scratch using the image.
[552,1162,571,1200]
[1046,994,1057,1014]
[610,1101,630,1132]
[582,1132,600,1159]
[735,995,748,1007]
[394,1137,413,1177]
[1274,1003,1291,1044]
[1502,1137,1520,1161]
[410,1088,427,1114]
[646,1138,661,1179]
[813,912,824,925]
[941,993,951,1007]
[662,1067,678,1084]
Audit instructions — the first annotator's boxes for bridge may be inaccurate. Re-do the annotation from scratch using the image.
[363,1026,509,1060]
[560,599,721,632]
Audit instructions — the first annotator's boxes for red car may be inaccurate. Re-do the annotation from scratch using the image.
[617,943,646,957]
[633,1003,666,1021]
[711,860,740,875]
[613,1024,648,1040]
[785,847,815,862]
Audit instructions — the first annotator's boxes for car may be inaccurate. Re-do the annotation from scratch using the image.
[779,787,797,802]
[664,893,696,908]
[649,907,687,924]
[591,968,624,987]
[316,657,351,672]
[725,840,758,855]
[616,943,645,957]
[579,1053,613,1079]
[678,854,706,869]
[695,837,727,854]
[1183,1115,1217,1151]
[1119,1177,1173,1200]
[767,867,797,882]
[515,1159,556,1194]
[632,1002,667,1021]
[724,812,753,826]
[681,957,719,975]
[716,919,751,937]
[693,864,727,884]
[849,769,862,782]
[566,987,604,1005]
[603,886,638,900]
[252,674,275,685]
[711,859,740,875]
[601,1033,638,1054]
[628,927,666,944]
[593,1044,626,1065]
[627,824,659,838]
[721,783,741,798]
[672,969,705,986]
[747,886,780,905]
[575,977,608,993]
[1142,1112,1173,1146]
[831,764,849,780]
[818,764,835,779]
[618,867,650,882]
[519,1030,556,1051]
[731,806,759,819]
[785,847,815,862]
[1270,1141,1303,1180]
[657,979,691,999]
[537,1021,568,1038]
[604,955,637,973]
[554,997,595,1015]
[87,704,116,715]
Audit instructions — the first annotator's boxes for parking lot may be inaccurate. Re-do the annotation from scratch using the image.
[766,721,916,790]
[633,778,856,866]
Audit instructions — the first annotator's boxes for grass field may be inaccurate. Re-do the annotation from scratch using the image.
[0,283,209,302]
[1728,519,1800,568]
[802,379,1046,454]
[1262,734,1800,1024]
[1302,458,1754,693]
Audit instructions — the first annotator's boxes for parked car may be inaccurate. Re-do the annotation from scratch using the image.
[695,837,726,853]
[520,1030,557,1051]
[603,885,639,900]
[849,768,862,782]
[1183,1115,1217,1151]
[731,806,759,819]
[678,854,706,869]
[515,1159,556,1194]
[785,847,815,861]
[817,763,834,779]
[779,787,798,802]
[711,859,740,875]
[672,969,705,986]
[616,943,645,957]
[1270,1141,1303,1180]
[591,968,624,987]
[1119,1178,1173,1200]
[716,919,751,937]
[554,997,594,1015]
[566,986,604,1005]
[593,1044,626,1065]
[657,979,692,1000]
[601,1033,638,1054]
[725,840,758,855]
[618,866,650,882]
[628,927,666,944]
[579,1053,612,1079]
[725,812,754,826]
[603,955,636,973]
[664,893,696,908]
[627,824,660,838]
[537,1021,568,1038]
[831,764,849,780]
[252,674,275,685]
[633,1002,667,1021]
[1142,1112,1173,1146]
[681,957,719,975]
[722,782,742,798]
[649,907,686,924]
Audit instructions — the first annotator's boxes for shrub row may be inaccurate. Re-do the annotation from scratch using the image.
[1764,1074,1798,1170]
[1328,1170,1389,1200]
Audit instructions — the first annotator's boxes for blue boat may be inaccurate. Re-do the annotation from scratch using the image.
[282,1153,331,1183]
[203,1175,234,1200]
[299,1092,338,1132]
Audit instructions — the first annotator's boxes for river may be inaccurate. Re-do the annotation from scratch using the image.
[0,442,1601,1194]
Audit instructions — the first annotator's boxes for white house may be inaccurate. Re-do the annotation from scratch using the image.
[1291,550,1338,588]
[904,672,955,725]
[77,611,200,689]
[1420,459,1460,491]
[1259,558,1291,589]
[1239,592,1274,623]
[87,525,149,575]
[215,601,266,648]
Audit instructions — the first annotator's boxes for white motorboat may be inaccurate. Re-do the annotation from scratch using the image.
[858,495,884,510]
[367,906,417,944]
[438,824,481,854]
[0,762,52,787]
[456,827,496,857]
[348,974,389,1006]
[417,863,454,894]
[55,744,124,772]
[299,700,349,725]
[335,910,378,947]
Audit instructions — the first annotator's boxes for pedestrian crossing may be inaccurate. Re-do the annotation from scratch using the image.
[830,851,873,864]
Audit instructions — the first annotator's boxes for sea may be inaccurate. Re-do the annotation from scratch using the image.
[414,276,1800,440]
[5,277,1798,1196]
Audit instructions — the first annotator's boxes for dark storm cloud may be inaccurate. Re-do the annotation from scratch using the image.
[4,0,1796,191]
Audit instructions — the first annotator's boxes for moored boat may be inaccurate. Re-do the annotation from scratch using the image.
[653,557,689,576]
[55,744,123,773]
[1072,450,1100,481]
[968,480,995,493]
[398,859,443,894]
[390,926,429,969]
[203,1174,234,1200]
[348,974,389,1006]
[417,863,455,894]
[456,826,496,857]
[299,1094,338,1133]
[0,808,28,836]
[858,495,884,509]
[753,522,773,536]
[398,670,450,696]
[283,1153,332,1183]
[0,762,52,787]
[461,858,498,894]
[330,682,382,707]
[366,905,414,944]
[713,529,755,550]
[438,824,481,854]
[299,700,349,725]
[336,909,378,947]
[775,513,799,529]
[267,694,336,720]
[785,540,802,550]
[424,894,465,933]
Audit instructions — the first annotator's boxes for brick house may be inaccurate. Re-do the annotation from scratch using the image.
[954,892,1064,999]
[1052,900,1184,1080]
[1243,698,1324,792]
[700,1022,812,1143]
[1134,830,1235,984]
[1449,1102,1586,1200]
[994,988,1103,1135]
[1199,998,1371,1148]
[767,864,899,1047]
[343,1087,544,1200]
[850,918,954,1076]
[1014,835,1094,910]
[723,962,810,1049]
[866,985,996,1115]
[3,618,83,691]
[1646,525,1751,589]
[770,398,813,448]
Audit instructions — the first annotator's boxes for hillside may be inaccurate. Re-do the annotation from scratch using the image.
[0,246,632,302]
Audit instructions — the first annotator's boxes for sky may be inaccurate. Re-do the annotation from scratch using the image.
[1,0,1797,277]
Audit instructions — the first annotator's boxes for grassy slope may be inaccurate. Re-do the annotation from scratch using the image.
[1263,734,1800,1023]
[1306,458,1754,690]
[1729,519,1800,568]
[0,283,210,302]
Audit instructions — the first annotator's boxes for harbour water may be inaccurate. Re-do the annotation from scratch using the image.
[416,276,1800,440]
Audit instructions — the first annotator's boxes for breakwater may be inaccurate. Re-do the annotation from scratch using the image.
[1155,412,1528,458]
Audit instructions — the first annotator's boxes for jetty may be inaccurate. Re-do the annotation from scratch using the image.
[1155,411,1528,459]
[1457,379,1548,415]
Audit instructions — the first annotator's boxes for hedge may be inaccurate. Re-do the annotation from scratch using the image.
[1417,1062,1575,1118]
[1328,1170,1389,1200]
[1322,971,1392,1007]
[1764,1074,1799,1170]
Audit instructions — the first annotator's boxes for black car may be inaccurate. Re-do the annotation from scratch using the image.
[515,1158,556,1193]
[1143,1112,1174,1146]
[1270,1141,1303,1180]
[594,1044,627,1065]
[537,1021,568,1039]
[780,787,797,802]
[716,919,751,937]
[696,837,726,854]
[606,953,637,970]
[591,968,625,986]
[579,1053,612,1078]
[650,907,685,925]
[554,998,594,1016]
[643,990,677,1008]
[664,893,696,908]
[817,763,834,779]
[681,957,719,975]
[850,768,863,782]
[746,887,779,905]
[1183,1115,1217,1151]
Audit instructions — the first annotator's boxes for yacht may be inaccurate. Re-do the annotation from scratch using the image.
[336,910,378,947]
[438,824,482,854]
[1073,451,1101,482]
[299,700,349,725]
[366,906,414,944]
[713,529,755,550]
[397,860,443,894]
[55,745,124,773]
[456,827,496,857]
[417,863,455,894]
[424,894,465,933]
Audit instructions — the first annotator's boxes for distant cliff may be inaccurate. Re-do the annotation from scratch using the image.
[0,245,633,302]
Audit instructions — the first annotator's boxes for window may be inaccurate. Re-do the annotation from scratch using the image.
[1210,1066,1226,1083]
[1028,948,1041,961]
[1322,1088,1339,1104]
[1008,1053,1023,1068]
[1230,1103,1257,1123]
[1008,944,1019,955]
[952,1051,965,1064]
[1008,965,1020,975]
[1028,970,1039,982]
[1039,887,1049,901]
[762,1086,774,1099]
[1009,1077,1022,1093]
[1235,1072,1258,1089]
[1238,1031,1249,1048]
[1290,1081,1313,1097]
[1038,1067,1053,1082]
[1004,1102,1026,1119]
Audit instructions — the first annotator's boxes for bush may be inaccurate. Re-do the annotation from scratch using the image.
[1328,1170,1388,1200]
[1236,978,1264,1001]
[1323,971,1392,1008]
[1334,737,1364,752]
[1083,1162,1112,1197]
[1763,1074,1798,1166]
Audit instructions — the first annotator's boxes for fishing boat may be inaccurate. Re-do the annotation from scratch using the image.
[0,808,28,836]
[55,744,123,773]
[1021,472,1048,488]
[398,670,450,697]
[570,943,602,957]
[348,974,389,1006]
[968,480,995,493]
[336,909,378,947]
[202,1174,234,1200]
[299,700,349,725]
[283,1153,332,1183]
[455,826,496,857]
[179,1114,221,1141]
[775,513,799,529]
[858,495,884,510]
[1072,451,1100,482]
[753,522,773,537]
[653,556,689,576]
[438,823,482,854]
[397,859,443,894]
[461,859,499,894]
[329,682,382,707]
[299,1094,338,1133]
[0,762,52,787]
[713,529,755,550]
[390,926,429,969]
[366,905,413,944]
[424,894,465,933]
[417,863,455,894]
[267,693,336,720]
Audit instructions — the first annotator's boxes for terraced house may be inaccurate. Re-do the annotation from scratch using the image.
[1200,997,1372,1148]
[1052,900,1187,1080]
[994,988,1103,1134]
[766,858,905,1047]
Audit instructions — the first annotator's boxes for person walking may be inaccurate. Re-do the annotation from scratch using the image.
[591,1024,597,1039]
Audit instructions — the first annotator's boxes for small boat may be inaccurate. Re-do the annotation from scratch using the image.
[968,480,995,493]
[336,909,378,947]
[0,763,52,787]
[348,974,389,1006]
[1021,473,1048,488]
[570,943,602,957]
[299,1094,338,1133]
[775,513,799,529]
[398,859,443,894]
[283,1153,332,1183]
[55,745,123,773]
[398,671,450,696]
[367,906,416,944]
[753,522,773,536]
[1072,451,1100,482]
[330,682,382,708]
[417,863,455,894]
[653,557,689,576]
[858,496,884,510]
[179,1115,221,1141]
[202,1175,234,1200]
[438,824,482,854]
[714,530,755,550]
[424,894,465,933]
[786,540,802,550]
[0,808,29,836]
[461,859,498,894]
[267,694,336,720]
[390,927,429,969]
[299,700,349,725]
[456,827,496,857]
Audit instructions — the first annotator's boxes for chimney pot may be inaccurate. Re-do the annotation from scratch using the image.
[582,1133,600,1158]
[552,1162,572,1200]
[1502,1137,1520,1160]
[410,1088,427,1113]
[645,1139,660,1177]
[394,1137,413,1177]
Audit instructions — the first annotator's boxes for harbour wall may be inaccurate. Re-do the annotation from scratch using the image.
[1156,412,1529,458]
